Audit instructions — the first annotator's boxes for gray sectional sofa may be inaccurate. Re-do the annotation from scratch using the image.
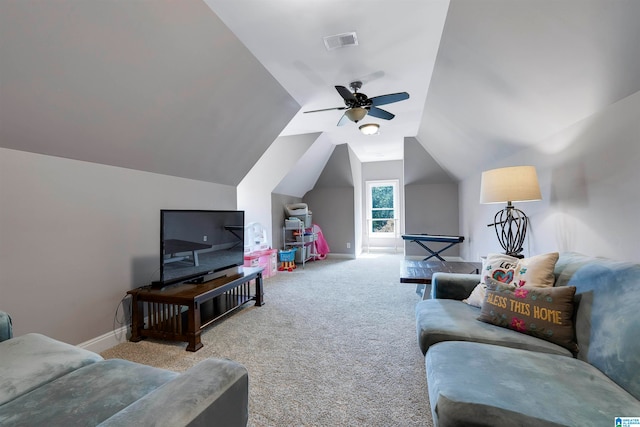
[0,314,249,426]
[416,252,640,426]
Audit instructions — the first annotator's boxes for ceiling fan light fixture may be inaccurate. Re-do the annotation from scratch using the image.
[345,107,367,123]
[359,123,380,135]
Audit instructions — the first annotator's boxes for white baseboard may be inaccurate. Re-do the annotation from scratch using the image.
[327,253,356,259]
[78,325,129,354]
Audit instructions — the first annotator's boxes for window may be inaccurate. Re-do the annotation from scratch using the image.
[366,180,399,236]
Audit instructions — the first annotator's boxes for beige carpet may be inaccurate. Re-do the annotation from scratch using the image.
[102,253,433,427]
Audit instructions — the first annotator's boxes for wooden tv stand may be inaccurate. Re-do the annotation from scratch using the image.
[127,267,264,351]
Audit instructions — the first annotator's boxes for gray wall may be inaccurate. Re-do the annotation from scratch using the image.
[304,188,355,256]
[458,90,640,263]
[0,148,237,344]
[303,145,355,257]
[404,184,460,257]
[403,137,461,258]
[271,193,303,251]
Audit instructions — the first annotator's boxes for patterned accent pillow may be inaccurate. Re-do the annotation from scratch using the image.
[513,252,559,288]
[463,283,487,308]
[477,277,578,352]
[481,253,519,286]
[463,253,518,307]
[464,252,560,307]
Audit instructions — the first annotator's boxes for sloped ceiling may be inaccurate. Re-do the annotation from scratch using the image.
[417,0,640,180]
[205,0,449,163]
[403,137,454,185]
[312,144,354,189]
[1,0,638,189]
[272,133,336,197]
[0,0,298,186]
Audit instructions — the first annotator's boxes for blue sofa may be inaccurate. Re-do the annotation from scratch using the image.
[0,314,249,426]
[415,252,640,426]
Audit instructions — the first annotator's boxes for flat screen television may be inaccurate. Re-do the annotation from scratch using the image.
[157,210,245,287]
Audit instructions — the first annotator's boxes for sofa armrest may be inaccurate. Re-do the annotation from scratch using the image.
[0,311,13,342]
[430,273,481,300]
[98,358,248,427]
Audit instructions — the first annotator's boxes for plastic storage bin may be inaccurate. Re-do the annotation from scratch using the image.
[244,248,278,278]
[285,218,303,229]
[259,249,278,278]
[279,248,297,262]
[292,214,312,228]
[296,233,315,243]
[285,203,308,216]
[295,245,310,263]
[278,248,297,272]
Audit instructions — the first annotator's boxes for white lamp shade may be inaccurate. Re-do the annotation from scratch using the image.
[345,107,368,123]
[480,165,542,204]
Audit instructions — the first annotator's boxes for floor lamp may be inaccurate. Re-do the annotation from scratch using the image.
[480,166,541,258]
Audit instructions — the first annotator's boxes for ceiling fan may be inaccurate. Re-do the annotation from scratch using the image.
[303,81,410,126]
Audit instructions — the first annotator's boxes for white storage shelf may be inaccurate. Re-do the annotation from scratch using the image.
[283,222,317,268]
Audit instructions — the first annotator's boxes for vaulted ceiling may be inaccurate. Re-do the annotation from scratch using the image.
[1,0,639,187]
[418,0,640,179]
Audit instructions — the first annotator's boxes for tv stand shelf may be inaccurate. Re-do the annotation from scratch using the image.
[127,267,264,351]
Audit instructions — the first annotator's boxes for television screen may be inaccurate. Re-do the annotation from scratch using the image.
[159,210,245,286]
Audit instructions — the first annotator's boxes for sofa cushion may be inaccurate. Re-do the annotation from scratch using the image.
[415,299,572,356]
[431,272,481,300]
[0,333,103,405]
[477,278,578,352]
[0,359,178,426]
[426,341,640,427]
[559,253,640,400]
[98,358,249,427]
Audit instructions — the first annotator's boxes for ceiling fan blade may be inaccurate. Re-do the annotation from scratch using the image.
[369,92,410,107]
[303,106,347,113]
[335,85,356,102]
[367,107,395,120]
[337,113,350,126]
[356,70,385,85]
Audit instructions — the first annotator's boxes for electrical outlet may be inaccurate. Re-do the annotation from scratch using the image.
[346,242,351,249]
[203,236,207,242]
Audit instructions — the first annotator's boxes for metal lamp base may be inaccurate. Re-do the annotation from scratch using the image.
[488,202,529,258]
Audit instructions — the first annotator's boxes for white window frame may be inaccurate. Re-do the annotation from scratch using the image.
[366,180,399,238]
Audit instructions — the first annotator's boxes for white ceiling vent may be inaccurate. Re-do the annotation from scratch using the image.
[323,32,359,51]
